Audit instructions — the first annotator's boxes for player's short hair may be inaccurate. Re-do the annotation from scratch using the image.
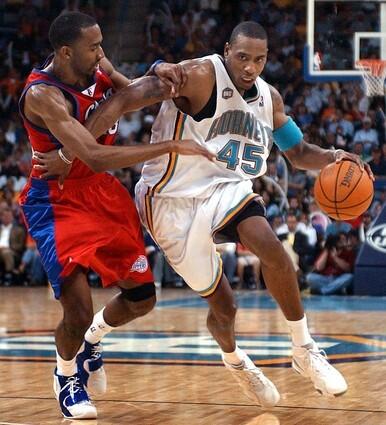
[229,21,267,44]
[48,12,97,50]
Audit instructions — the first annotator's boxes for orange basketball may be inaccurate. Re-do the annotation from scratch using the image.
[314,160,374,221]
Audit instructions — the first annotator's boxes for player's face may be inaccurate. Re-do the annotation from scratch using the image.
[70,24,105,77]
[224,35,267,91]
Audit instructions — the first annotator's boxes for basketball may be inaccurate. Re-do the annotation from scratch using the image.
[314,160,374,220]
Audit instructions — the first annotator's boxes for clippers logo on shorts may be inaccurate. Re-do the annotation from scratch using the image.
[222,87,233,99]
[130,255,148,273]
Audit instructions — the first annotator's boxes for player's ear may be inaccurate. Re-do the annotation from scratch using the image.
[61,46,72,60]
[224,42,230,57]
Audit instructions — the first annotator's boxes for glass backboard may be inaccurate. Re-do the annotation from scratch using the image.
[305,0,386,81]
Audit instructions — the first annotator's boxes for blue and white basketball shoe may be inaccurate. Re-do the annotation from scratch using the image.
[53,369,97,419]
[77,341,107,395]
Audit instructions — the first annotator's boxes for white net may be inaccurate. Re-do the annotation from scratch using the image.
[355,59,386,97]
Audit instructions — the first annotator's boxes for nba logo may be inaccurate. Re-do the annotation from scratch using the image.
[222,87,233,99]
[259,96,264,107]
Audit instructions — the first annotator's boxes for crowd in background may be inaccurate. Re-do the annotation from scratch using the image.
[0,0,385,293]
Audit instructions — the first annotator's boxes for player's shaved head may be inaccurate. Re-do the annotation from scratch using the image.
[229,21,267,44]
[49,12,97,50]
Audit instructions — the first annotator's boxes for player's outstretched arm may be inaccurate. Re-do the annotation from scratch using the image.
[270,85,374,179]
[27,84,214,174]
[85,76,172,138]
[100,57,186,93]
[86,58,212,139]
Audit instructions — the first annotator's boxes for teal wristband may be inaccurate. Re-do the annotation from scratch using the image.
[273,117,303,152]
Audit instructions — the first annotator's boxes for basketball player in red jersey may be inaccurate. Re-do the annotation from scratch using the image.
[19,12,213,419]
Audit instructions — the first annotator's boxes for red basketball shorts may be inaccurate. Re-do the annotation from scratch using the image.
[19,173,153,298]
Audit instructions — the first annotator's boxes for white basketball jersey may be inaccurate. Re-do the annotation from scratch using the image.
[141,54,274,198]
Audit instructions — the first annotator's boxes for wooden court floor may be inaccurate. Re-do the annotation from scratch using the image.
[0,286,386,425]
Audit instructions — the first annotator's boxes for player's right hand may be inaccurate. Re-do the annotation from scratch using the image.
[155,63,187,97]
[33,150,72,187]
[171,139,216,161]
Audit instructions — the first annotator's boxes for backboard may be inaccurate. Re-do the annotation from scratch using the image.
[305,0,386,81]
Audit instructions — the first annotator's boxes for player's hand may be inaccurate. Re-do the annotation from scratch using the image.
[334,149,374,181]
[155,63,187,97]
[171,139,216,161]
[33,150,72,188]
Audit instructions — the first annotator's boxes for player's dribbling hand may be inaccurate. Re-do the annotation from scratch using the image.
[33,150,72,188]
[155,63,187,97]
[334,149,374,181]
[171,139,216,161]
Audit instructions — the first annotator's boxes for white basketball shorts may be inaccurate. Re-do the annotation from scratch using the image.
[135,179,258,296]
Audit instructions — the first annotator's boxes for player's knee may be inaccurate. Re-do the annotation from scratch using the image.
[131,295,156,317]
[120,282,156,317]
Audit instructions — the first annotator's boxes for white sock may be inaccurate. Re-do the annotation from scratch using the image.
[85,308,114,344]
[222,346,245,366]
[286,315,313,347]
[56,351,77,376]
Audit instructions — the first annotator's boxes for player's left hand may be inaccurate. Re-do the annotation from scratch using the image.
[334,149,374,181]
[33,150,72,188]
[155,63,187,97]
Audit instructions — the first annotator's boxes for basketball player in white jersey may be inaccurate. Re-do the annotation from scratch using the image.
[40,22,373,407]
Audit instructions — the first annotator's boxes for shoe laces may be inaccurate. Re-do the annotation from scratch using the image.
[62,376,82,400]
[306,347,332,375]
[239,362,268,391]
[90,343,102,360]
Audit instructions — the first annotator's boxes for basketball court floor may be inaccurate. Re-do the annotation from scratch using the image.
[0,286,385,425]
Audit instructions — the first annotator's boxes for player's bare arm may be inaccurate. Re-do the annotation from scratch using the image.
[34,59,214,177]
[85,58,214,140]
[99,57,131,89]
[270,85,373,179]
[173,59,216,116]
[58,58,185,163]
[26,84,214,175]
[100,57,187,93]
[85,76,175,138]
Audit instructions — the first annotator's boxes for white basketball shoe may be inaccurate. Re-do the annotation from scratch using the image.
[292,340,348,396]
[222,351,280,407]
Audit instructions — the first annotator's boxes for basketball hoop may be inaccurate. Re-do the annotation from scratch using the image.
[355,59,386,97]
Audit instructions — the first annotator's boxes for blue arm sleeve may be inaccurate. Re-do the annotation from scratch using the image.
[273,117,303,152]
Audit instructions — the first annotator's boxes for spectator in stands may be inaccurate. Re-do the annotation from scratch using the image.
[287,167,307,198]
[327,108,354,140]
[216,243,237,286]
[347,229,361,258]
[359,211,373,243]
[0,207,26,285]
[264,52,284,84]
[303,85,323,116]
[306,233,355,295]
[298,212,317,246]
[236,243,260,290]
[325,219,352,237]
[352,116,379,155]
[368,146,386,177]
[280,213,314,286]
[352,141,371,162]
[17,235,46,286]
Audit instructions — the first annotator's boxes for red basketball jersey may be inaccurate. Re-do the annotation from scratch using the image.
[19,55,118,179]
